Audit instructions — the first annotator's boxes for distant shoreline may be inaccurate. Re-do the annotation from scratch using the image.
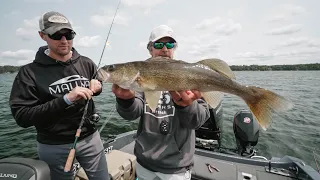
[1,63,320,74]
[229,63,320,71]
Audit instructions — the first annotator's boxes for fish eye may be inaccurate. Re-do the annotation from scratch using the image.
[107,65,115,72]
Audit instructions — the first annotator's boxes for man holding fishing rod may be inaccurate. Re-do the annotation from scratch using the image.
[112,25,211,180]
[9,11,109,180]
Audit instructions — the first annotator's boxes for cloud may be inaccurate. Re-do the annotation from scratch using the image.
[277,37,320,48]
[280,37,308,47]
[139,41,147,48]
[122,0,166,8]
[90,7,130,27]
[236,48,320,63]
[266,24,302,35]
[0,49,36,66]
[167,19,180,28]
[91,14,129,27]
[267,15,288,23]
[24,0,66,2]
[282,4,306,16]
[236,52,274,60]
[74,36,102,48]
[187,42,220,56]
[307,41,320,47]
[194,17,241,36]
[16,16,39,40]
[194,17,222,30]
[3,10,20,18]
[176,35,229,59]
[268,4,306,23]
[121,0,167,14]
[215,19,242,36]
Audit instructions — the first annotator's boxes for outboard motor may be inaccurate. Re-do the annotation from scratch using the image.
[233,109,260,157]
[0,157,50,180]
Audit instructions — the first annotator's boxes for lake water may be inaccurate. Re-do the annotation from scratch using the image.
[0,71,319,170]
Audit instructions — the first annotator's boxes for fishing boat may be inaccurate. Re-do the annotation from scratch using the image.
[0,103,319,180]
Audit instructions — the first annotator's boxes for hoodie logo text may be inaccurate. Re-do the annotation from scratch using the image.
[48,75,89,94]
[145,91,175,118]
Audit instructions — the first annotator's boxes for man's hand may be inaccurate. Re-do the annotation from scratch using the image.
[169,90,202,107]
[112,84,135,99]
[90,79,102,93]
[66,86,93,103]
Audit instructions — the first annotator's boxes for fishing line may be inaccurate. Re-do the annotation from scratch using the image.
[64,0,122,172]
[99,106,116,133]
[313,150,320,173]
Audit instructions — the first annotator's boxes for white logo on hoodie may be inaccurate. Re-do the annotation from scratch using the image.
[144,91,175,118]
[48,75,89,94]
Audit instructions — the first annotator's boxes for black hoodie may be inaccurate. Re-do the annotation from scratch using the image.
[9,46,101,145]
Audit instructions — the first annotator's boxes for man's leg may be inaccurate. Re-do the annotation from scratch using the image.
[155,169,191,180]
[76,131,110,180]
[37,142,74,180]
[136,162,160,180]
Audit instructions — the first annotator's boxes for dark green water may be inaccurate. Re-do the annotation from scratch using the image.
[0,71,319,170]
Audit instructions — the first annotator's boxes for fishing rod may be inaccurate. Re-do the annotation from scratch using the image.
[64,0,122,172]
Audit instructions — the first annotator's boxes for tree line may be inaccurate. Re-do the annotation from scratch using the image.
[1,63,319,74]
[0,66,21,74]
[230,63,320,71]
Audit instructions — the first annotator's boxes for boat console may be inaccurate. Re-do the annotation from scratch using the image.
[195,101,223,149]
[0,157,50,180]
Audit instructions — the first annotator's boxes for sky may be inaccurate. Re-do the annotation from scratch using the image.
[1,0,319,67]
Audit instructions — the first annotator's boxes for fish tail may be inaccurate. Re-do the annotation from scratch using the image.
[243,86,293,130]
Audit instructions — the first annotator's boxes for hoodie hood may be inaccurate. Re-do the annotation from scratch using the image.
[33,45,81,66]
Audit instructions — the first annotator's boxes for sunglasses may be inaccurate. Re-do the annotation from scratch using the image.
[47,31,76,40]
[153,42,175,49]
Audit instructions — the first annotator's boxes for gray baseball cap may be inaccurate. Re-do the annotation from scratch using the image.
[39,11,75,35]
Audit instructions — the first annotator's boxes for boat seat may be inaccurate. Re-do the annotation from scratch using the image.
[75,150,137,180]
[0,157,51,180]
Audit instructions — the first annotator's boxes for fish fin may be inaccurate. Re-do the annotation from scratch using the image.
[201,91,224,109]
[118,71,141,89]
[130,71,141,84]
[243,86,294,131]
[137,78,157,90]
[145,57,186,64]
[144,91,162,112]
[146,56,172,62]
[197,58,236,80]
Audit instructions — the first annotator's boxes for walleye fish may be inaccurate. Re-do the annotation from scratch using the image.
[97,57,293,130]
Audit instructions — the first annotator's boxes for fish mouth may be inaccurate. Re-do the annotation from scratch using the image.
[97,69,110,82]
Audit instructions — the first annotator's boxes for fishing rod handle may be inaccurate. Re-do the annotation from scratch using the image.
[76,128,81,137]
[64,148,75,172]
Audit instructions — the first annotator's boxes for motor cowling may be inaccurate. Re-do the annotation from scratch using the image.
[0,157,50,180]
[233,109,260,156]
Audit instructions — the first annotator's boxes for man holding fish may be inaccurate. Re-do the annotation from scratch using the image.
[110,25,211,180]
[98,24,293,180]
